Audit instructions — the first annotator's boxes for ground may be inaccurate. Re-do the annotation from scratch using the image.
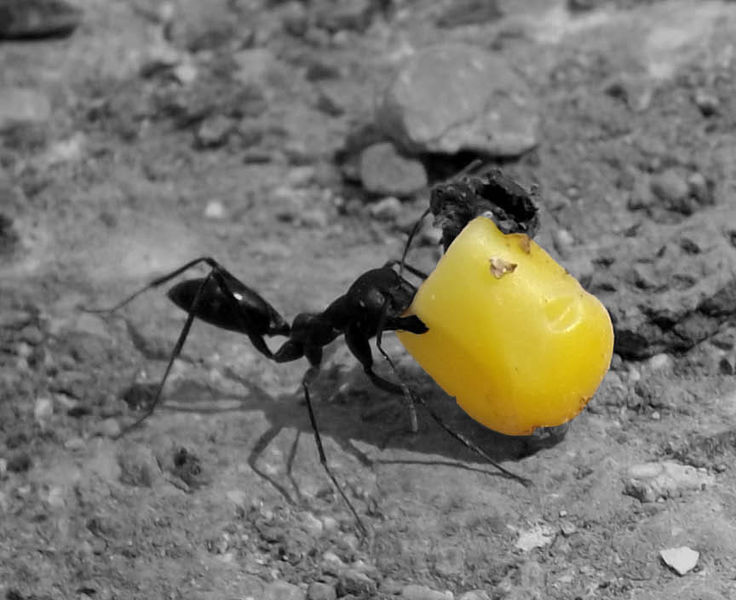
[2,0,736,599]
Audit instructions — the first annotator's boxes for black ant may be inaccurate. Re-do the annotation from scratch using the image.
[86,167,539,534]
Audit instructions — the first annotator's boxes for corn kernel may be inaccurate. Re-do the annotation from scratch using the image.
[397,216,614,436]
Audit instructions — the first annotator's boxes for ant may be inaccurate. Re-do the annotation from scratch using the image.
[87,166,540,534]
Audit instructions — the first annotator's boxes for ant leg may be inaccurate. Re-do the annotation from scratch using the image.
[301,362,368,536]
[398,207,430,279]
[345,326,403,396]
[384,259,429,281]
[248,423,297,505]
[84,257,226,313]
[374,302,418,433]
[409,390,531,487]
[350,325,531,487]
[116,271,215,437]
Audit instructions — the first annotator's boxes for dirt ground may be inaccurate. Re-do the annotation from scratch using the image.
[2,0,736,598]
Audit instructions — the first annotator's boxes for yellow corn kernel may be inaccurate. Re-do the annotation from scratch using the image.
[397,216,614,436]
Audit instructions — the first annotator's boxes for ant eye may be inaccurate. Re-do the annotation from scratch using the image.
[397,216,614,436]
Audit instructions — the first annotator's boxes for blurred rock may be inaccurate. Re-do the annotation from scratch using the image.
[650,169,692,214]
[313,0,373,33]
[624,461,715,502]
[282,2,309,37]
[377,44,539,157]
[117,443,162,487]
[694,88,719,116]
[458,592,491,600]
[401,584,453,600]
[359,142,427,196]
[0,0,82,39]
[167,0,236,52]
[204,199,226,219]
[93,417,122,438]
[515,523,555,551]
[337,569,377,596]
[306,582,336,600]
[0,88,51,132]
[33,396,54,427]
[436,0,501,27]
[263,580,305,600]
[369,196,402,221]
[194,115,234,149]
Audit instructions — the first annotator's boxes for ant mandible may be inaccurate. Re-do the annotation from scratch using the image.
[87,167,537,534]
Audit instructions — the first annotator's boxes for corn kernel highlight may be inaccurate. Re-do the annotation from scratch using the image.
[397,216,614,436]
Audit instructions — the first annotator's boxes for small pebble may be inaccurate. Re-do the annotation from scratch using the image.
[94,418,122,438]
[559,521,577,536]
[369,196,403,221]
[64,437,86,451]
[650,170,690,207]
[694,89,718,116]
[401,584,453,600]
[458,592,491,600]
[263,580,305,600]
[204,200,226,219]
[300,208,329,229]
[117,443,162,487]
[687,172,711,204]
[34,397,54,425]
[320,515,339,532]
[19,325,44,345]
[287,166,316,188]
[306,581,336,600]
[647,353,672,371]
[379,578,404,595]
[226,489,247,506]
[301,512,324,537]
[337,569,377,596]
[624,461,714,503]
[0,88,51,131]
[359,142,427,196]
[173,61,198,85]
[552,228,574,259]
[659,546,699,575]
[195,115,233,149]
[515,523,555,551]
[46,485,66,508]
[321,551,346,576]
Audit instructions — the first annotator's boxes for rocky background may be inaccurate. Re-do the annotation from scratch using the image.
[2,0,736,598]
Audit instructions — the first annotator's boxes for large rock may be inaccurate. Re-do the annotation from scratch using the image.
[0,0,82,39]
[590,207,736,359]
[359,142,427,196]
[376,44,539,157]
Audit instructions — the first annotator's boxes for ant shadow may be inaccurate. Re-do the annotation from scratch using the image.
[142,354,567,507]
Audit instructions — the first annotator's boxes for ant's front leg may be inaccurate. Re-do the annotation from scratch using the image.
[373,305,428,434]
[364,316,530,486]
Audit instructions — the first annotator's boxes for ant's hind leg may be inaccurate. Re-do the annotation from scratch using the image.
[116,271,215,437]
[301,364,368,536]
[83,256,225,314]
